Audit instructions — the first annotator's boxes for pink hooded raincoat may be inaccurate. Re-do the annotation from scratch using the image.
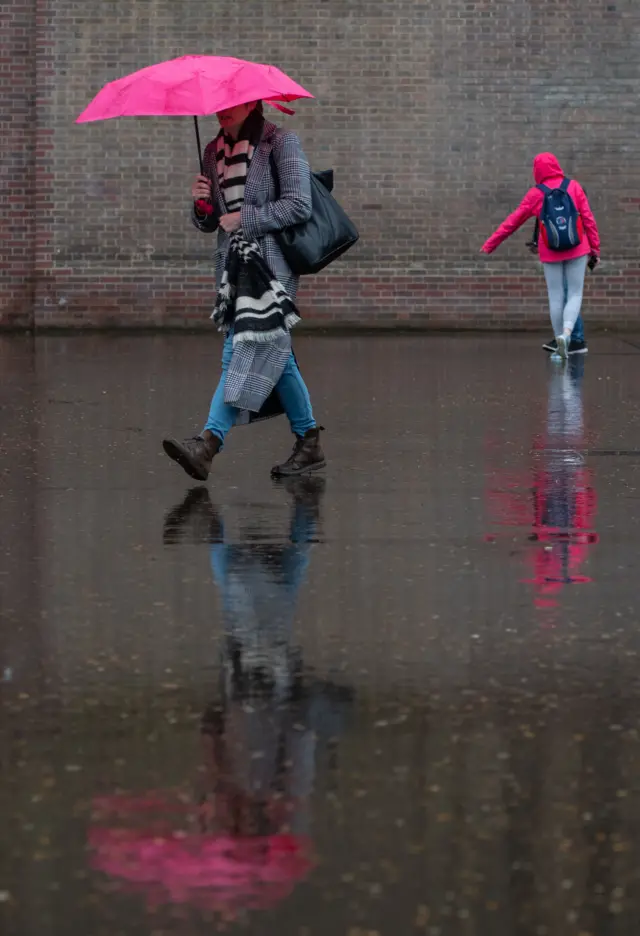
[482,153,600,263]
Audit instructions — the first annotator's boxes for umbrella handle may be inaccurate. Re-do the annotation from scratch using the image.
[193,115,204,175]
[193,116,213,215]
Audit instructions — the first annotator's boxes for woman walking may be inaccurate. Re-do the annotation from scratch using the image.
[163,100,325,481]
[481,153,600,360]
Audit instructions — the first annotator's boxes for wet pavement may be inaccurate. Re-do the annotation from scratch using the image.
[3,331,640,935]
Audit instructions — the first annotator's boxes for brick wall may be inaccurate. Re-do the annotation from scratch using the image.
[2,0,640,330]
[1,0,36,327]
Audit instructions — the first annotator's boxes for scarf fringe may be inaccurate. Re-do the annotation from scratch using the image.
[212,319,300,339]
[231,316,300,345]
[284,311,301,330]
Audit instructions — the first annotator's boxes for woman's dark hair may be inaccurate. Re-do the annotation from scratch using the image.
[254,100,264,116]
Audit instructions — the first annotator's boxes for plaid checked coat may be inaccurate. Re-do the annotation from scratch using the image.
[192,121,313,299]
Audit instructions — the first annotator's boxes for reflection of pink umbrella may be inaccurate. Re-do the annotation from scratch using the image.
[76,55,314,172]
[89,794,312,917]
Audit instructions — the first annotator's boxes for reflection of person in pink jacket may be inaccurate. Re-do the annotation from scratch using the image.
[481,153,601,359]
[484,357,598,623]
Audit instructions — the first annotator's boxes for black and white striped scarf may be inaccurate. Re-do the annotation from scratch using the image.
[212,232,300,343]
[211,109,301,344]
[215,114,259,212]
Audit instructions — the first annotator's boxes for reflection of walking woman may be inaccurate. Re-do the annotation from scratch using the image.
[481,153,600,360]
[163,477,326,701]
[163,478,353,843]
[163,100,325,482]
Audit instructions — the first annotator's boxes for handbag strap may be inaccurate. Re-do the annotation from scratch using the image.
[269,149,281,199]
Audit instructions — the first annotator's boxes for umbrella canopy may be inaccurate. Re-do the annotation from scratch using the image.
[89,827,312,913]
[89,792,313,915]
[76,54,314,123]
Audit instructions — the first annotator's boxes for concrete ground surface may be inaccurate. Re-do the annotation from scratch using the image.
[2,331,640,935]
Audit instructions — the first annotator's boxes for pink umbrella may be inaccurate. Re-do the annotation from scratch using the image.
[76,54,314,172]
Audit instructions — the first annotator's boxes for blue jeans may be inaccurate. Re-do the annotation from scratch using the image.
[203,333,316,442]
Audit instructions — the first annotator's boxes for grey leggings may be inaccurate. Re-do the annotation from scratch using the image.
[542,255,588,337]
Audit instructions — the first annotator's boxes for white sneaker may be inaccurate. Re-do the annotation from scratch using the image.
[556,335,568,360]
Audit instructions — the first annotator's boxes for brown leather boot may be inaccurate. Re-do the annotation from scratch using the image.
[271,427,326,478]
[162,430,221,481]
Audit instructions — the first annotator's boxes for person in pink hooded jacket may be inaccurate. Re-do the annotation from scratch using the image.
[481,153,600,359]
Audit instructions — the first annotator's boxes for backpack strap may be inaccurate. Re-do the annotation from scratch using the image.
[537,180,571,193]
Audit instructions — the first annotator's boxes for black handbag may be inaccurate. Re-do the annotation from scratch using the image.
[270,153,359,276]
